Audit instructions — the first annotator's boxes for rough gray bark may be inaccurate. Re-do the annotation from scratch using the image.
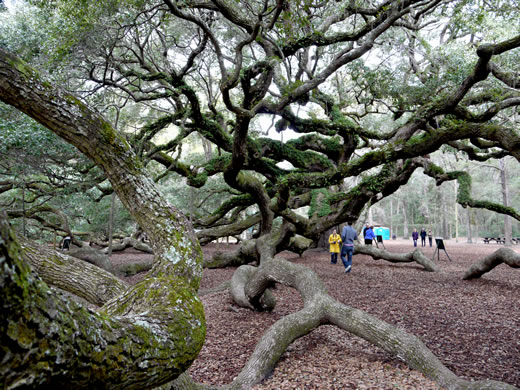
[1,213,205,389]
[20,238,126,306]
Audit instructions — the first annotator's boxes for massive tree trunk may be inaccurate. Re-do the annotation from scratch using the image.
[1,213,205,389]
[0,49,205,387]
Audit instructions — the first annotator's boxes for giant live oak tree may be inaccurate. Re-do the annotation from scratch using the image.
[1,0,520,389]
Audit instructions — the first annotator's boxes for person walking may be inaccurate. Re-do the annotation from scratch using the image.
[420,228,427,247]
[412,228,419,247]
[428,229,433,247]
[340,221,358,273]
[365,225,376,245]
[363,222,372,245]
[328,229,342,264]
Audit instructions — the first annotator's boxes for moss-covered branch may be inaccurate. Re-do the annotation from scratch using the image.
[422,162,520,222]
[0,213,205,389]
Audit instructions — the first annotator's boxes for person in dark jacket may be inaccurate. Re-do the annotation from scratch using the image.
[340,222,358,273]
[420,228,427,247]
[412,229,419,247]
[61,235,72,251]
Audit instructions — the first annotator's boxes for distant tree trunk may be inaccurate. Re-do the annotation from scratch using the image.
[466,209,473,243]
[402,200,409,239]
[390,199,394,237]
[500,158,512,246]
[200,134,213,162]
[442,192,449,239]
[453,181,458,242]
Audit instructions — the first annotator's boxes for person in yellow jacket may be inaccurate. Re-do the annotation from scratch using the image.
[328,229,342,264]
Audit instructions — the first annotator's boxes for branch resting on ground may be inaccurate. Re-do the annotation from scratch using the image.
[463,247,520,279]
[354,244,439,272]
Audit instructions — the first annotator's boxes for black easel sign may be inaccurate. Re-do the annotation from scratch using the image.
[432,238,452,261]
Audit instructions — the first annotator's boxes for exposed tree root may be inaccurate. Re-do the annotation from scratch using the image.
[355,244,439,272]
[463,247,520,279]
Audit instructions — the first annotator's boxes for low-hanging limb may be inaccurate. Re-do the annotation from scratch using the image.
[94,236,153,254]
[197,214,261,246]
[203,239,258,268]
[463,247,520,280]
[354,244,439,272]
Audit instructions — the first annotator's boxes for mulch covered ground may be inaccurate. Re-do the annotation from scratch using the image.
[114,240,520,389]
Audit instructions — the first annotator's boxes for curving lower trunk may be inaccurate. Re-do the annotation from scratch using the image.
[20,237,127,306]
[1,214,205,389]
[0,49,206,388]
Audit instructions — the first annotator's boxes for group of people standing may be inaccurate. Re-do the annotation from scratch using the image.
[412,228,433,247]
[329,224,436,273]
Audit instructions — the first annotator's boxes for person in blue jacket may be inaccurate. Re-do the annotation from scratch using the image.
[364,225,376,245]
